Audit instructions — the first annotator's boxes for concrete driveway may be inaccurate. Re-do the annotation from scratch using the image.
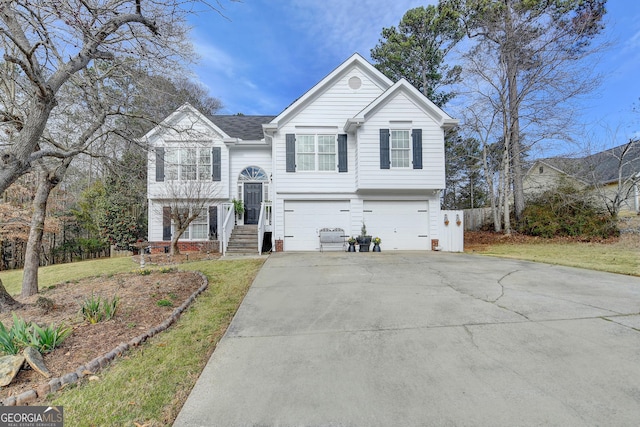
[174,252,640,427]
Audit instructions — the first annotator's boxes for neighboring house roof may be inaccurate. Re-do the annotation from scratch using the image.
[208,115,276,141]
[581,142,640,184]
[528,141,640,185]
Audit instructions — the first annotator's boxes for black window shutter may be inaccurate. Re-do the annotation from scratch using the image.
[155,147,165,182]
[286,134,296,172]
[212,147,221,181]
[209,206,218,240]
[337,134,348,173]
[380,129,390,169]
[162,207,172,240]
[412,129,423,169]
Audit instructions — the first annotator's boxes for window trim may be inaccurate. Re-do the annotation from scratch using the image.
[173,207,210,241]
[390,129,411,169]
[163,145,213,182]
[294,133,338,172]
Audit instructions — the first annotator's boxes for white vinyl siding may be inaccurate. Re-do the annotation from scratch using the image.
[288,69,387,126]
[229,146,272,201]
[357,92,445,190]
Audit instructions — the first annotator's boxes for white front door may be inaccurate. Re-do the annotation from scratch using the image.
[284,201,350,251]
[363,201,429,250]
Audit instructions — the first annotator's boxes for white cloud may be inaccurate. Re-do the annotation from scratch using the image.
[623,29,640,52]
[287,0,433,59]
[191,38,240,78]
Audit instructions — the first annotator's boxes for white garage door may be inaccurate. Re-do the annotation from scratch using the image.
[284,201,351,251]
[363,201,429,250]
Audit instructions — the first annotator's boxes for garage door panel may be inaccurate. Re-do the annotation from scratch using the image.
[284,201,350,251]
[364,201,429,250]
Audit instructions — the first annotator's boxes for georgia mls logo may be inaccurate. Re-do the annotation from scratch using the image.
[0,406,63,427]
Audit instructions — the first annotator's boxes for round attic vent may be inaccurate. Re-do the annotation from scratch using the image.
[348,76,362,90]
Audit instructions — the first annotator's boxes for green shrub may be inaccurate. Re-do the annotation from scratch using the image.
[103,295,119,320]
[11,313,32,348]
[156,299,173,307]
[0,314,71,355]
[520,185,619,239]
[0,322,20,355]
[80,293,119,324]
[29,323,72,354]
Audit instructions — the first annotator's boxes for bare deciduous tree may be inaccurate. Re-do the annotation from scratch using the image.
[460,0,607,224]
[584,138,640,219]
[1,1,226,299]
[160,178,221,256]
[0,0,221,194]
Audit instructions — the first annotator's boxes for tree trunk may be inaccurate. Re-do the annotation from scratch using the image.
[22,161,69,297]
[502,148,512,235]
[170,229,185,255]
[22,177,54,297]
[0,278,21,311]
[482,144,501,232]
[504,0,525,223]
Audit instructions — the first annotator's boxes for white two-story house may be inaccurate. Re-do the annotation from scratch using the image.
[145,53,460,253]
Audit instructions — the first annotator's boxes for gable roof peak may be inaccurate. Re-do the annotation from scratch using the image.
[345,78,458,131]
[268,53,394,129]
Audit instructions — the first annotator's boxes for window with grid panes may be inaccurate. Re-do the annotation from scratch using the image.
[164,147,211,181]
[390,130,410,168]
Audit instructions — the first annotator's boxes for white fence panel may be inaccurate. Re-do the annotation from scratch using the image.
[439,210,464,252]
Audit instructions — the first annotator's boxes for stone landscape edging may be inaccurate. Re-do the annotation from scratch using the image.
[1,271,209,406]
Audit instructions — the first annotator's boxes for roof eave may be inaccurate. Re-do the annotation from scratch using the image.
[441,118,459,129]
[344,118,364,133]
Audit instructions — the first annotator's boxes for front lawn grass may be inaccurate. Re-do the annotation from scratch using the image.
[477,236,639,276]
[46,258,264,426]
[0,257,135,295]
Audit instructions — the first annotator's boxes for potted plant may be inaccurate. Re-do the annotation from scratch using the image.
[356,223,372,252]
[372,236,381,252]
[347,236,357,252]
[232,198,244,224]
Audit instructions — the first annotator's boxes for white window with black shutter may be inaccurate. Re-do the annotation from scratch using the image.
[285,133,347,172]
[155,144,219,182]
[380,128,422,169]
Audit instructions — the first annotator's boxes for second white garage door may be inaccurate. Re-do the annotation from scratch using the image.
[284,201,351,251]
[363,201,429,250]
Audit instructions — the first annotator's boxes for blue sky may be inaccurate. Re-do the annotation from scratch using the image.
[187,0,640,150]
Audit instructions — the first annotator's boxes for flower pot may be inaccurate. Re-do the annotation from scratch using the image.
[373,243,381,252]
[347,242,357,252]
[357,236,371,252]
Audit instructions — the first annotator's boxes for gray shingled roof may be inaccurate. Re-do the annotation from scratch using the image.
[581,142,640,184]
[537,142,640,185]
[208,115,276,141]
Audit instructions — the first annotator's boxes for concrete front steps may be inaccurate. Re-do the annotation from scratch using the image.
[226,225,260,255]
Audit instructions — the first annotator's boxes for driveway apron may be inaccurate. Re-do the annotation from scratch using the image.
[174,252,640,427]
